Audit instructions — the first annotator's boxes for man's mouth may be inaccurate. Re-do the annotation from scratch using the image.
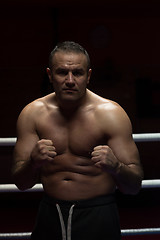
[63,88,77,92]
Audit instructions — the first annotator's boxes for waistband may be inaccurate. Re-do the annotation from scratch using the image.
[42,194,115,209]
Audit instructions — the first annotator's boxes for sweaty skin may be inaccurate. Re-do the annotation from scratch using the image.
[12,52,143,200]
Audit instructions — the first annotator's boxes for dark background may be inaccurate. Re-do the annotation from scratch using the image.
[0,0,160,239]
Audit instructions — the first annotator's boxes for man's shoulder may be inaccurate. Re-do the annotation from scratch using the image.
[88,92,132,136]
[88,90,120,110]
[88,90,129,125]
[20,93,56,115]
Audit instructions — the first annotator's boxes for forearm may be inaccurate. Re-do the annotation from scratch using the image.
[12,159,40,191]
[113,163,144,195]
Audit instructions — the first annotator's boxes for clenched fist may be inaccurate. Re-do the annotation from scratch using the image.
[91,145,121,174]
[31,139,57,168]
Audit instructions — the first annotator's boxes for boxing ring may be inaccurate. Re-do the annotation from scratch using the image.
[0,133,160,239]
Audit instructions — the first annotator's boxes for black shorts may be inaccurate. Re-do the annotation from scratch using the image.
[31,194,121,240]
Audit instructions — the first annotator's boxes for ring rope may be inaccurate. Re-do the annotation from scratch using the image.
[121,227,160,235]
[0,133,160,146]
[0,138,17,146]
[0,179,160,193]
[132,133,160,142]
[0,184,43,193]
[0,232,31,239]
[142,179,160,188]
[0,228,160,239]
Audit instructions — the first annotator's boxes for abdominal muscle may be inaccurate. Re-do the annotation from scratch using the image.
[40,153,116,201]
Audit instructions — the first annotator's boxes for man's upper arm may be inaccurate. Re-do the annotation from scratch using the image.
[101,103,140,166]
[14,104,39,163]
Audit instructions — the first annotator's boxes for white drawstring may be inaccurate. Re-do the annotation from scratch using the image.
[56,203,75,240]
[67,204,75,240]
[56,204,66,240]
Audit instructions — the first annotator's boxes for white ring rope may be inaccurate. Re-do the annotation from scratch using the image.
[0,183,43,193]
[0,228,160,239]
[142,179,160,188]
[0,232,31,239]
[132,133,160,142]
[0,133,160,146]
[0,138,17,146]
[0,179,160,193]
[121,227,160,235]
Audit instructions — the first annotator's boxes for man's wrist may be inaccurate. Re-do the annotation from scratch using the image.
[114,162,123,175]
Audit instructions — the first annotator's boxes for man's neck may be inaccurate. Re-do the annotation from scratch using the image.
[56,92,89,118]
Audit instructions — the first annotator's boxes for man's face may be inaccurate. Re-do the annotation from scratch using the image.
[47,51,92,103]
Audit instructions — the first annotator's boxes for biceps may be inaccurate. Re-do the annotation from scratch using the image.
[14,134,39,162]
[108,136,140,165]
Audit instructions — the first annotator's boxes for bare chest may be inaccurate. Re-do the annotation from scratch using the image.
[36,110,106,156]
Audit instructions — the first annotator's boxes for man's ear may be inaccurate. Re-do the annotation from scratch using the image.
[87,68,92,84]
[46,68,52,83]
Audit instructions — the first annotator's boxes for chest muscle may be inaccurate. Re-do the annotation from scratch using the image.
[36,111,106,156]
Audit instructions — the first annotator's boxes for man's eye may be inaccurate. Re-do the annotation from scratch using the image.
[73,71,83,76]
[57,70,67,76]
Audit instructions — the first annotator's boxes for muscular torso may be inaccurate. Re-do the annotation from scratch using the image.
[35,94,116,200]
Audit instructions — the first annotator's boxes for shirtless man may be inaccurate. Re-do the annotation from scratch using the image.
[12,41,143,240]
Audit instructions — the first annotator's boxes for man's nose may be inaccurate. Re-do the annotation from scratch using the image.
[65,72,75,85]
